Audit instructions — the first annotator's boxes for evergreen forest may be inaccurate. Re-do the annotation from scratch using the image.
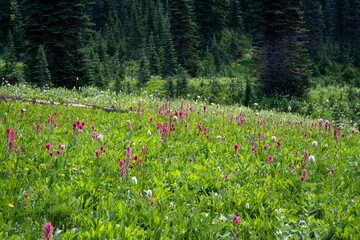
[0,0,360,110]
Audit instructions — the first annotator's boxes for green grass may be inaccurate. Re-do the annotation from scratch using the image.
[1,85,359,239]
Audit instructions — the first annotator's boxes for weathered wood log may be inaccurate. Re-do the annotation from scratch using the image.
[0,95,128,113]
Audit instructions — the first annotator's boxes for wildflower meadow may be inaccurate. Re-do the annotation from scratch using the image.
[1,86,360,239]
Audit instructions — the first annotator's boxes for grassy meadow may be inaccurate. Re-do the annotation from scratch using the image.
[1,84,360,239]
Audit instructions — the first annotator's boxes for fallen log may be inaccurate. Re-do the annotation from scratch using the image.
[0,95,128,113]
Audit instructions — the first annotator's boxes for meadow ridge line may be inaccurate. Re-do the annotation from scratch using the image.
[0,95,128,113]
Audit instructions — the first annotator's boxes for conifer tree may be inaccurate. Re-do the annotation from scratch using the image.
[147,34,161,75]
[129,0,144,59]
[302,0,324,61]
[22,0,93,87]
[0,0,11,48]
[11,1,25,58]
[194,0,230,43]
[170,0,200,76]
[254,0,310,96]
[3,32,16,79]
[138,51,151,89]
[160,17,178,76]
[228,0,244,33]
[33,45,51,87]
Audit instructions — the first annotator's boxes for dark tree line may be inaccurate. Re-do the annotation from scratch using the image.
[0,0,359,96]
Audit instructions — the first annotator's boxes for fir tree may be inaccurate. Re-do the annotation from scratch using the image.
[160,17,178,76]
[22,0,93,88]
[129,0,144,59]
[194,0,230,45]
[254,0,310,96]
[164,77,175,99]
[0,0,11,48]
[138,52,151,89]
[3,32,17,79]
[147,33,161,75]
[170,0,200,76]
[228,0,244,33]
[33,45,51,87]
[302,0,324,61]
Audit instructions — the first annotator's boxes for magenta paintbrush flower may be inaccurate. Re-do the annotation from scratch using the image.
[126,146,131,162]
[234,144,239,152]
[41,222,53,240]
[8,141,14,152]
[45,143,51,150]
[16,146,21,156]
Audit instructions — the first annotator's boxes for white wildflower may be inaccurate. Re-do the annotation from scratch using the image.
[169,202,174,209]
[132,177,137,185]
[96,134,104,142]
[246,203,250,209]
[271,135,276,143]
[173,116,178,122]
[308,155,315,164]
[144,189,152,198]
[312,141,318,148]
[147,130,151,136]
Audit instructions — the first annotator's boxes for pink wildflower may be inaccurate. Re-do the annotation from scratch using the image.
[6,128,11,138]
[118,160,126,178]
[8,141,14,152]
[42,222,53,240]
[234,144,239,152]
[126,146,132,162]
[16,146,21,156]
[232,215,239,232]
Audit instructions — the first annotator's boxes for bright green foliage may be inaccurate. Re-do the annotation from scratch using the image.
[1,85,360,239]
